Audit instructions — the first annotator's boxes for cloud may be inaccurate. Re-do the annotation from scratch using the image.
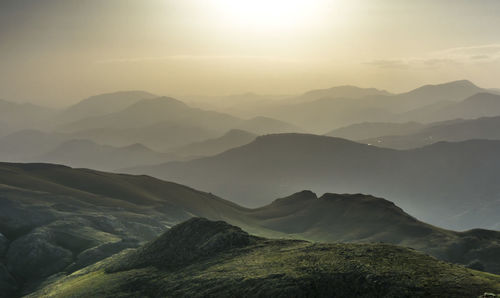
[365,44,500,69]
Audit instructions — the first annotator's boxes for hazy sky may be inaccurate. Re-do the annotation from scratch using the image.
[1,0,500,106]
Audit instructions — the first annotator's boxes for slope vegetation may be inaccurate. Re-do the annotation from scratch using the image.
[28,218,500,298]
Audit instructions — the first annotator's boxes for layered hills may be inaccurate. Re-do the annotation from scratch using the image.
[128,133,500,230]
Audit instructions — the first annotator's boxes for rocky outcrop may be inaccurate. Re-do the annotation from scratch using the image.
[109,218,256,272]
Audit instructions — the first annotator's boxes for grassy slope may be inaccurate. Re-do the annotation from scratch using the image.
[28,219,500,298]
[1,162,500,275]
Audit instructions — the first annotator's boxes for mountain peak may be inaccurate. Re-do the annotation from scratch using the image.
[120,143,153,152]
[126,96,187,110]
[319,193,397,207]
[109,218,255,272]
[270,190,318,206]
[410,80,480,93]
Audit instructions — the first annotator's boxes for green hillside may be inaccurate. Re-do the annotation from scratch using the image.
[1,162,500,296]
[28,218,500,298]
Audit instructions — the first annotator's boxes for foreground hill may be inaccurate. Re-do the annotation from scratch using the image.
[1,161,500,297]
[128,133,500,230]
[28,218,500,298]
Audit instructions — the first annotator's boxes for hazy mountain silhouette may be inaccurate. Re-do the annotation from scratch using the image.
[128,133,500,230]
[0,130,67,161]
[326,121,425,140]
[362,116,500,149]
[257,80,488,132]
[235,116,302,134]
[35,139,175,171]
[58,97,230,132]
[395,80,483,108]
[263,96,396,132]
[69,121,218,151]
[56,90,156,124]
[172,129,257,159]
[294,85,392,102]
[0,99,55,132]
[56,96,300,150]
[402,92,500,123]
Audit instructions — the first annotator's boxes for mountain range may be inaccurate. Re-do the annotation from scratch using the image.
[127,133,500,231]
[253,80,496,132]
[329,115,500,150]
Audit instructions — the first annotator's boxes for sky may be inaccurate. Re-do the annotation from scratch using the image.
[1,0,500,106]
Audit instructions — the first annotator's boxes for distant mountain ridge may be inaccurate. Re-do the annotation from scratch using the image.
[172,129,257,159]
[127,133,500,230]
[57,90,157,124]
[256,80,491,132]
[35,139,175,171]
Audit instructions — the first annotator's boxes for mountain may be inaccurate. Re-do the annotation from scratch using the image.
[0,130,68,161]
[235,116,302,134]
[325,121,425,140]
[395,80,484,108]
[69,121,218,151]
[0,162,255,295]
[402,92,500,123]
[0,99,55,132]
[249,191,500,273]
[35,139,175,171]
[262,96,396,132]
[294,85,392,102]
[58,96,240,133]
[362,116,500,149]
[257,80,489,132]
[172,129,257,159]
[2,162,500,296]
[56,90,156,124]
[128,133,500,230]
[27,218,500,298]
[57,96,300,150]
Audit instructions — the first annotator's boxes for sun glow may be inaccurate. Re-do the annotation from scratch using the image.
[212,0,330,31]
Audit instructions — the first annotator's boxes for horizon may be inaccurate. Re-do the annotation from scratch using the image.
[2,78,492,108]
[2,0,500,106]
